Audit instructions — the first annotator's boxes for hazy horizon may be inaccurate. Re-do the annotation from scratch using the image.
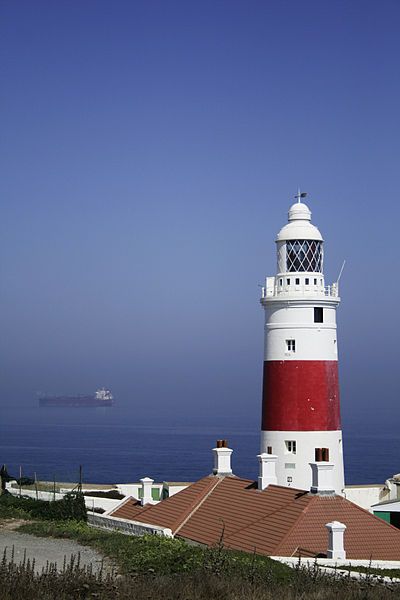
[1,1,399,434]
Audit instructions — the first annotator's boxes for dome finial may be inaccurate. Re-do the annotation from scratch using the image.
[294,188,307,203]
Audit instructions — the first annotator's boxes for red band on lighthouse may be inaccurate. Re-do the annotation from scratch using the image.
[262,360,341,431]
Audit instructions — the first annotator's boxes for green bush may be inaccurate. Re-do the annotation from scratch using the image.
[0,491,87,522]
[19,521,291,580]
[1,533,399,600]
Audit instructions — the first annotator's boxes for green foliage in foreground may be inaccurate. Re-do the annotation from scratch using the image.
[19,520,290,579]
[0,492,86,522]
[1,541,400,600]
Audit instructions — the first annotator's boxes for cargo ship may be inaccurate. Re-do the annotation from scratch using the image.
[39,388,114,408]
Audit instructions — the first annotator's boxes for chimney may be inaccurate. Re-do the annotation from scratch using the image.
[310,448,335,494]
[140,477,154,505]
[310,463,335,494]
[212,440,233,476]
[258,453,278,490]
[325,521,346,560]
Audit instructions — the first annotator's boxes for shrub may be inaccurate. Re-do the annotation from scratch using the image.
[0,491,87,522]
[0,546,399,600]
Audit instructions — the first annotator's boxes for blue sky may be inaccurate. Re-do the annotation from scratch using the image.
[1,1,399,430]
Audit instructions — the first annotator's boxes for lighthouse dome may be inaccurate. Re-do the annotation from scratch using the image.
[276,202,323,242]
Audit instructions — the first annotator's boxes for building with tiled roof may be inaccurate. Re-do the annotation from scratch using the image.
[108,451,400,561]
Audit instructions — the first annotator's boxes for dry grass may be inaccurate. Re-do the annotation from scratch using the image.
[1,527,400,600]
[0,554,399,600]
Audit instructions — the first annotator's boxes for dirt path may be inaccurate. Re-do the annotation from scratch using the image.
[0,519,113,574]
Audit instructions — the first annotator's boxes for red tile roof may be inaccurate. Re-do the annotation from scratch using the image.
[111,476,219,528]
[276,494,400,560]
[109,476,400,560]
[109,496,144,521]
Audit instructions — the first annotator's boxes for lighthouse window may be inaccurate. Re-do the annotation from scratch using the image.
[305,278,309,285]
[314,307,324,323]
[295,278,300,285]
[285,441,297,454]
[286,278,290,285]
[314,278,317,285]
[286,339,296,352]
[286,240,323,272]
[279,278,283,286]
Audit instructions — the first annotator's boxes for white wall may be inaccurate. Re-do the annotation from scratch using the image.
[166,484,190,497]
[264,303,338,362]
[88,512,172,537]
[260,430,344,495]
[7,486,65,502]
[84,496,123,513]
[6,484,123,513]
[344,485,389,512]
[116,483,163,500]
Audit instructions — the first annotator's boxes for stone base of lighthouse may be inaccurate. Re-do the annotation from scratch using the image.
[260,430,344,494]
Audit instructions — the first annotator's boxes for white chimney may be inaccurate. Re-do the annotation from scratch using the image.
[325,521,346,560]
[140,477,154,505]
[258,453,278,490]
[213,440,233,476]
[310,462,335,494]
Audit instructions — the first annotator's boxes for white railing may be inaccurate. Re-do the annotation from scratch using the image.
[261,282,339,299]
[324,283,339,297]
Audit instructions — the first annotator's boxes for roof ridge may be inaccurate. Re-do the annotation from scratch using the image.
[273,494,317,555]
[173,476,224,535]
[223,489,311,546]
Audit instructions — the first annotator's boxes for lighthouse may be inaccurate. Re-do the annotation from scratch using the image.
[260,194,344,494]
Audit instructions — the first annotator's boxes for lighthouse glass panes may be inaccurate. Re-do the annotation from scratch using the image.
[286,240,323,272]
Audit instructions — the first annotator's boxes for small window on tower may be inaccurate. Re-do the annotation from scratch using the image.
[279,278,283,286]
[285,441,297,454]
[305,278,309,285]
[295,278,300,285]
[287,278,290,285]
[314,278,317,285]
[286,339,296,352]
[314,307,323,323]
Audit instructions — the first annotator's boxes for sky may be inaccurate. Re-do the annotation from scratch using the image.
[1,0,399,431]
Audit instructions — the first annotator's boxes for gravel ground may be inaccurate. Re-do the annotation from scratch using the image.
[0,520,112,574]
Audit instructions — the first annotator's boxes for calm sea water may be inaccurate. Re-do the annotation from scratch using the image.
[0,407,398,486]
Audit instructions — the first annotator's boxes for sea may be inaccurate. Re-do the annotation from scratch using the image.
[0,407,399,487]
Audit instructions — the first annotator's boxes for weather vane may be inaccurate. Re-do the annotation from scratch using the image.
[294,189,308,203]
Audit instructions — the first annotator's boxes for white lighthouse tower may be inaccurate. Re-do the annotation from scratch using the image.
[260,193,344,494]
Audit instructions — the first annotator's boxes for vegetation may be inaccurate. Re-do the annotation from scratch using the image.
[0,491,87,522]
[1,542,400,599]
[1,498,399,598]
[324,563,400,579]
[19,520,290,579]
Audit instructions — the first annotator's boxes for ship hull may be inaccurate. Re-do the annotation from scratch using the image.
[39,396,114,408]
